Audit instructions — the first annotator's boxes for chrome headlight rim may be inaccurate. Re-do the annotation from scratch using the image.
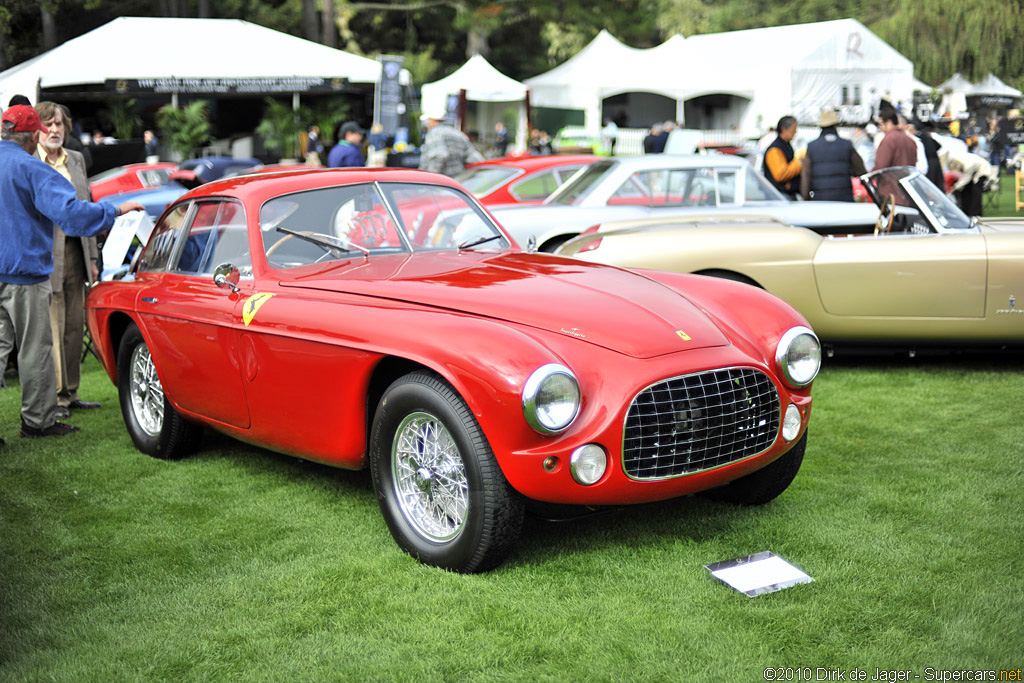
[522,363,581,435]
[775,326,821,389]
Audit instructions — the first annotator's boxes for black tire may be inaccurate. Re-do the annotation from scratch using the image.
[116,322,202,460]
[702,433,807,506]
[369,371,525,572]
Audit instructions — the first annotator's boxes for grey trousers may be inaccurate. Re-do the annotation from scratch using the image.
[0,281,59,430]
[50,237,88,407]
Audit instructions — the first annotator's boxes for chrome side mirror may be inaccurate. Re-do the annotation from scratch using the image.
[213,262,241,293]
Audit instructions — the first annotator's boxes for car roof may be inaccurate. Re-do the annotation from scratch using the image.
[466,154,599,171]
[597,154,749,170]
[184,167,467,205]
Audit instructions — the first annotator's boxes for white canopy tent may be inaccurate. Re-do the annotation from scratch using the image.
[419,54,529,151]
[526,19,916,136]
[0,16,384,108]
[938,72,1022,116]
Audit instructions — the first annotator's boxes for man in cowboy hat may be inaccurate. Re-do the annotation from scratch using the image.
[801,108,867,202]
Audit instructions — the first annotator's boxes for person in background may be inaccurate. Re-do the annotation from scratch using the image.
[0,105,144,442]
[917,122,945,190]
[873,110,917,170]
[418,106,482,177]
[494,122,509,157]
[903,120,929,175]
[849,123,876,171]
[35,101,102,420]
[762,115,802,199]
[800,109,866,202]
[143,129,159,162]
[601,118,618,155]
[328,122,365,168]
[945,149,998,217]
[367,124,387,150]
[643,123,662,153]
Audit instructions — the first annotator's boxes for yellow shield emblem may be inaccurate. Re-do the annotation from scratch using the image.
[243,293,275,327]
[676,330,692,341]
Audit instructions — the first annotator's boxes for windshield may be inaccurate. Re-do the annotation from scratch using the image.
[865,167,972,231]
[455,166,521,197]
[546,160,615,205]
[259,182,508,268]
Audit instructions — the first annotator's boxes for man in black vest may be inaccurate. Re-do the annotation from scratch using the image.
[762,115,802,199]
[800,109,867,202]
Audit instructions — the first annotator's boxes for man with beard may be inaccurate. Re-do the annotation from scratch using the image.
[35,101,102,420]
[0,104,144,443]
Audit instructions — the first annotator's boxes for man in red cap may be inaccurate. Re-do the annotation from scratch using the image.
[0,104,144,443]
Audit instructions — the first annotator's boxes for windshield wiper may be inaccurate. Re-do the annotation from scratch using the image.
[458,234,504,251]
[275,226,369,259]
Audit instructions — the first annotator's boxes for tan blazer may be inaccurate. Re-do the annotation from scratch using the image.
[48,148,100,290]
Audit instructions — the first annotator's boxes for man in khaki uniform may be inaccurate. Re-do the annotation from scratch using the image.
[35,102,102,418]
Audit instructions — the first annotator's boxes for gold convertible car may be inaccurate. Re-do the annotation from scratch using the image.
[558,167,1024,346]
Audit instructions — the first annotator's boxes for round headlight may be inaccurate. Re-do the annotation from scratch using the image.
[775,326,821,389]
[522,364,580,434]
[570,444,607,485]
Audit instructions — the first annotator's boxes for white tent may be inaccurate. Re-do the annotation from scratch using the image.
[938,72,1022,117]
[0,16,383,107]
[526,19,915,136]
[419,54,529,151]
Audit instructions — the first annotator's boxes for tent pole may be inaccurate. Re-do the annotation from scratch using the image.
[171,92,179,109]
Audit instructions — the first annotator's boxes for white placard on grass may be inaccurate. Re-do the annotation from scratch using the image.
[705,551,813,597]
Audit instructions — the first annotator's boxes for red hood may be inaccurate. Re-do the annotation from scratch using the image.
[276,251,730,359]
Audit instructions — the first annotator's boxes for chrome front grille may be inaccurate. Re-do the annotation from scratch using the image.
[623,368,780,480]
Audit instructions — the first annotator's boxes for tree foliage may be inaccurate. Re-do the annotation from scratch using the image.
[156,100,212,158]
[1,0,1022,92]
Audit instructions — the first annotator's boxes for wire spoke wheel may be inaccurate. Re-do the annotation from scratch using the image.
[129,343,164,437]
[392,411,469,542]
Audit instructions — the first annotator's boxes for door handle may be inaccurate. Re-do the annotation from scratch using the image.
[141,297,158,303]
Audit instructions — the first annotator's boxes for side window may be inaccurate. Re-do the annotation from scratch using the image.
[138,203,190,272]
[510,170,559,201]
[685,168,717,206]
[716,171,737,205]
[176,200,250,276]
[553,165,584,184]
[609,171,652,205]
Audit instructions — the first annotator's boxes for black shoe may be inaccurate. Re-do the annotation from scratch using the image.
[68,399,101,410]
[19,421,81,438]
[55,406,71,419]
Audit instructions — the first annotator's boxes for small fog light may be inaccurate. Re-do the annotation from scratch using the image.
[543,456,559,472]
[570,444,607,485]
[782,403,802,442]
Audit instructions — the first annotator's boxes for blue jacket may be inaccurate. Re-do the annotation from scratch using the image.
[328,141,364,168]
[0,140,117,284]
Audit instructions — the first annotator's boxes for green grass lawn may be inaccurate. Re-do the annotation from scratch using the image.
[984,167,1023,217]
[2,354,1022,681]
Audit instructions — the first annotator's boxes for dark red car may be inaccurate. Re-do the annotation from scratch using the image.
[89,162,177,200]
[456,154,598,206]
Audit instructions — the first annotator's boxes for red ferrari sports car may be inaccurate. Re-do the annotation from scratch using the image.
[457,154,598,206]
[89,162,177,200]
[86,168,820,572]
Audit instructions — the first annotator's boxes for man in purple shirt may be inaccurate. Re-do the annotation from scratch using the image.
[0,105,143,443]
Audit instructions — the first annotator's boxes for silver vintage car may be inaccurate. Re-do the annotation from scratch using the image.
[488,154,880,252]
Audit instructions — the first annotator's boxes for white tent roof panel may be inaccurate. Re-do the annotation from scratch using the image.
[0,16,382,103]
